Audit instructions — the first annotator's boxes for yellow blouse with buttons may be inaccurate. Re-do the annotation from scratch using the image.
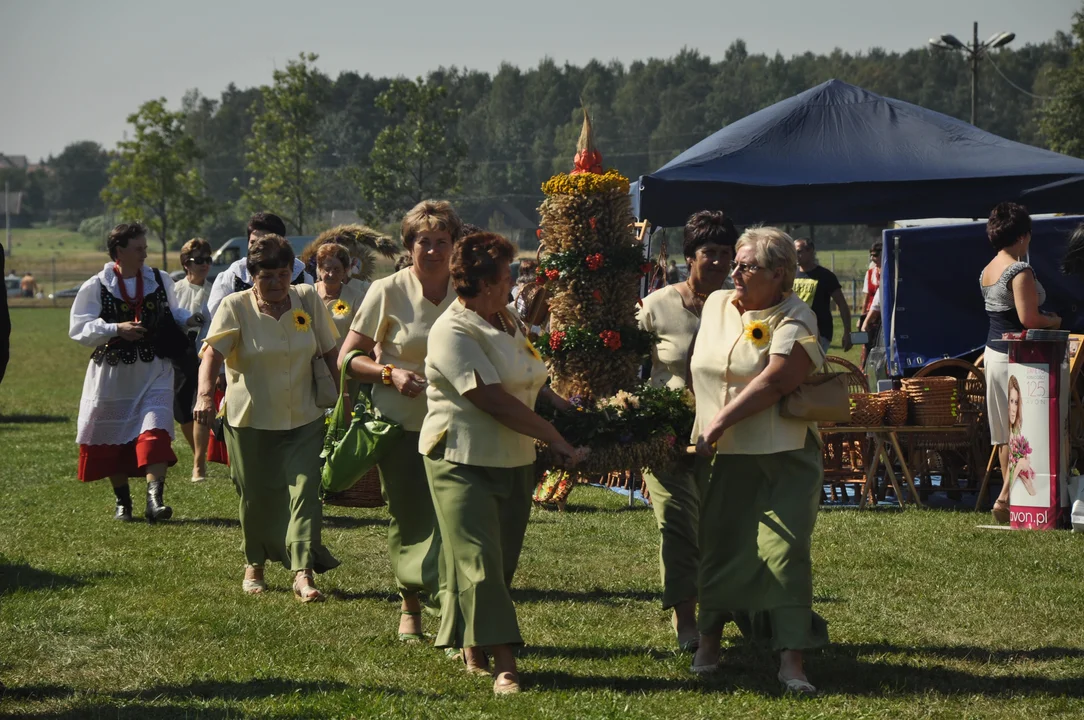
[419,301,549,468]
[690,290,824,455]
[203,284,339,431]
[351,268,455,431]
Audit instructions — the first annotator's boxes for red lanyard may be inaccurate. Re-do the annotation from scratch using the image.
[113,266,145,321]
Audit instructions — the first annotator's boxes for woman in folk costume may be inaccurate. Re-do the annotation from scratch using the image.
[70,223,201,522]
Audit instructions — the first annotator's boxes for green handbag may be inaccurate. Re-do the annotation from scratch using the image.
[321,350,403,493]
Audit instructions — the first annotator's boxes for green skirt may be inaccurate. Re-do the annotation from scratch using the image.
[224,418,339,573]
[425,455,535,649]
[642,459,700,609]
[697,431,828,651]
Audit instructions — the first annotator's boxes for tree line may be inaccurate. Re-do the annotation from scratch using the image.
[4,8,1083,268]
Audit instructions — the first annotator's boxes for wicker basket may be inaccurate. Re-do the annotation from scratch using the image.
[902,377,960,427]
[323,467,385,508]
[880,390,908,426]
[849,393,886,426]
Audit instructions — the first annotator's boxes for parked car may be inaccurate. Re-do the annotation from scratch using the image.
[49,283,83,300]
[4,274,21,298]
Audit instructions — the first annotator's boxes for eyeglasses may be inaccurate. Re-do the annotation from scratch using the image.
[730,261,764,277]
[187,256,212,265]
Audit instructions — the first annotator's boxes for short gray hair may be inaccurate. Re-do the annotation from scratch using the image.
[736,226,797,290]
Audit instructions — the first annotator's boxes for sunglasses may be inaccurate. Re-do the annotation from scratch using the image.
[730,262,764,277]
[187,256,212,265]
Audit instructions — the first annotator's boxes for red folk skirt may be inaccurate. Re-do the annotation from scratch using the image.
[78,429,178,482]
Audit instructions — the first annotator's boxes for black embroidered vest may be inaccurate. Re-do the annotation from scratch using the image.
[90,273,173,366]
[233,268,307,293]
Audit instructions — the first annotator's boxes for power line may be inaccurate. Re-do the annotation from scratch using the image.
[984,53,1084,101]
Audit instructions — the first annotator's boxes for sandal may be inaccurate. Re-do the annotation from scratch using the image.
[778,672,817,696]
[462,648,491,676]
[242,565,266,595]
[493,671,521,695]
[992,498,1010,524]
[292,570,324,603]
[398,611,425,643]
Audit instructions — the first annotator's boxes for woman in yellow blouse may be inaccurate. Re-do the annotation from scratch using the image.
[338,200,461,641]
[637,210,737,651]
[689,227,827,695]
[195,235,340,602]
[315,242,367,346]
[421,232,580,695]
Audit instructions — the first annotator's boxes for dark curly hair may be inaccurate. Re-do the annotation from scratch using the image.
[107,222,147,260]
[246,234,294,277]
[1063,222,1084,276]
[247,212,287,242]
[987,202,1032,251]
[451,232,516,299]
[683,210,738,259]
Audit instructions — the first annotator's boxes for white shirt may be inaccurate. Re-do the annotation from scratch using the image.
[70,263,192,346]
[207,257,312,319]
[172,277,211,343]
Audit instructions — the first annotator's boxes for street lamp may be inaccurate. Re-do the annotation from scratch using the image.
[928,22,1015,127]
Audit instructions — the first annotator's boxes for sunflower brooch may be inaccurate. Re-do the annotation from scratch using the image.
[292,309,313,332]
[525,339,542,362]
[744,320,771,348]
[331,299,350,318]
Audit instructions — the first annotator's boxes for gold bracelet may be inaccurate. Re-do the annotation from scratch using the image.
[381,364,395,386]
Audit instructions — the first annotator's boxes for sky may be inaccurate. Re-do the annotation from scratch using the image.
[2,0,1078,161]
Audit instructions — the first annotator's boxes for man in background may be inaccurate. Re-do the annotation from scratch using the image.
[792,237,852,353]
[207,212,312,318]
[20,272,38,298]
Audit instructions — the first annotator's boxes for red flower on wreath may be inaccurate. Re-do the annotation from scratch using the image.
[592,289,603,302]
[536,228,543,239]
[640,262,654,275]
[549,330,567,350]
[535,272,546,284]
[589,217,597,230]
[600,330,622,351]
[586,253,604,271]
[545,268,560,281]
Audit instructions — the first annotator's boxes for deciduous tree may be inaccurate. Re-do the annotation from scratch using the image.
[101,98,213,270]
[241,53,328,234]
[356,77,467,224]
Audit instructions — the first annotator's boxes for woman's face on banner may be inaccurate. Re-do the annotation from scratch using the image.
[1008,383,1020,427]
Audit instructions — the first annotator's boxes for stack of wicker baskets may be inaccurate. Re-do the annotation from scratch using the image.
[901,376,960,426]
[879,390,908,426]
[323,467,385,508]
[849,393,887,426]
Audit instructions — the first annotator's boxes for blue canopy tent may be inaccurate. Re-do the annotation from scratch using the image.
[631,80,1084,227]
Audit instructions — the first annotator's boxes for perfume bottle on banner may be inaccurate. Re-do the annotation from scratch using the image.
[1005,330,1071,530]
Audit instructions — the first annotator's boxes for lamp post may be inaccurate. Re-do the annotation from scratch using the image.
[929,22,1015,127]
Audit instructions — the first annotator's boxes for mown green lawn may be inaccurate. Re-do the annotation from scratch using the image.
[2,308,1083,719]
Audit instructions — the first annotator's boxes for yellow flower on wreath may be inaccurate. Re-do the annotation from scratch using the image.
[331,299,350,318]
[744,319,771,348]
[292,309,313,332]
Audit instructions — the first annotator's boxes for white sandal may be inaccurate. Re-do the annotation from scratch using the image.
[293,570,324,603]
[242,565,266,594]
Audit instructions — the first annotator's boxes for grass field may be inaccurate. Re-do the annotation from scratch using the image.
[3,309,1084,718]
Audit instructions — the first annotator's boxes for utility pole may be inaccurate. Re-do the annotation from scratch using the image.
[970,22,979,126]
[929,23,1015,128]
[4,181,10,258]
